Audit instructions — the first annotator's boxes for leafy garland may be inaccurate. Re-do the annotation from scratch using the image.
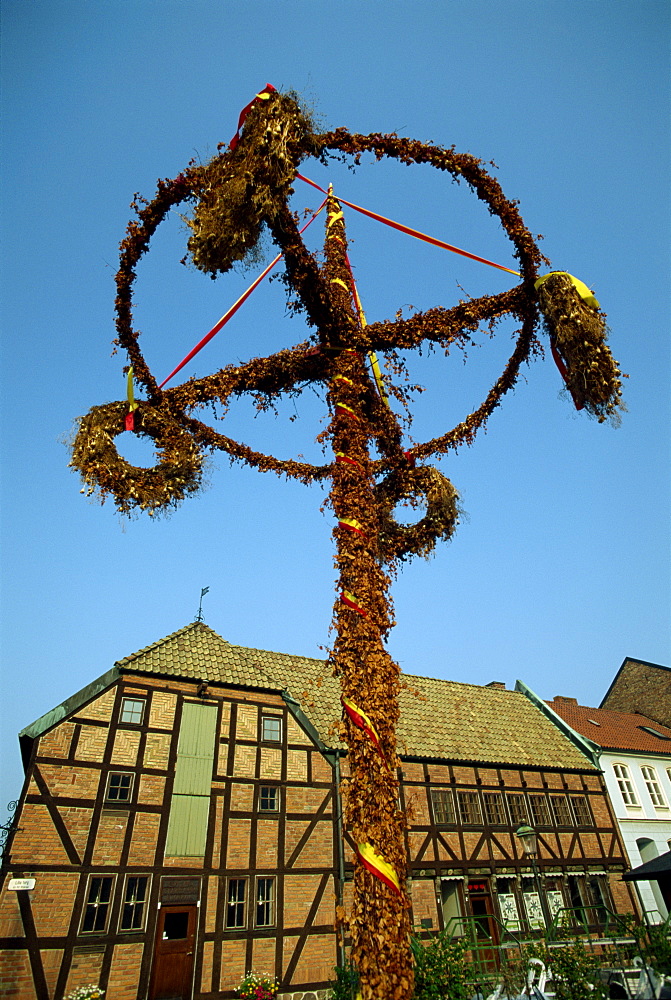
[70,90,625,1000]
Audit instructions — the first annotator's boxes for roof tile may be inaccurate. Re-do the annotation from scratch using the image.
[117,622,595,770]
[547,698,671,754]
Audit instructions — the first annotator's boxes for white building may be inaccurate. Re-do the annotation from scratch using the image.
[544,695,671,923]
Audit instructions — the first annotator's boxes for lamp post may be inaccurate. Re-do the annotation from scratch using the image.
[515,823,554,935]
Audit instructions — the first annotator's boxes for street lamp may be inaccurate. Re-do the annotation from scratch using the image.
[515,824,554,934]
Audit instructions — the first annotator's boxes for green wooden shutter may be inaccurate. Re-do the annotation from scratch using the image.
[165,702,218,857]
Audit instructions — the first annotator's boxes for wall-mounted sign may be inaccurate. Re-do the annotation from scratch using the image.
[8,878,35,891]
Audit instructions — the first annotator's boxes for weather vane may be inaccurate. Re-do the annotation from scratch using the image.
[71,86,624,1000]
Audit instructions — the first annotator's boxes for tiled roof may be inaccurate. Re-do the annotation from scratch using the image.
[547,698,671,755]
[117,622,595,770]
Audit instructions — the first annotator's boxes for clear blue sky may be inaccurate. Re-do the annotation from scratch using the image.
[1,0,669,811]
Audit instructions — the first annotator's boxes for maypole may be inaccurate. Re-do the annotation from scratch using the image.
[70,88,624,1000]
[324,190,412,996]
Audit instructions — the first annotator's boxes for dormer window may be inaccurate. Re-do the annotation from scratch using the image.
[638,725,670,740]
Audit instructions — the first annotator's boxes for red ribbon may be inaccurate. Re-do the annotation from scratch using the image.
[158,198,327,389]
[297,173,521,276]
[550,341,584,411]
[229,84,277,150]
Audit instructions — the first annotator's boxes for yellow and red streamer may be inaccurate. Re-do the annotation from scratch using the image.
[341,590,367,616]
[356,842,401,895]
[229,84,276,150]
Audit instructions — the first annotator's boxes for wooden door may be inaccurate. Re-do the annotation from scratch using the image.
[467,881,499,972]
[149,904,197,1000]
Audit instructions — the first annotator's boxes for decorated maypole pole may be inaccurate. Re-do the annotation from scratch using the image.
[71,88,624,1000]
[323,190,412,996]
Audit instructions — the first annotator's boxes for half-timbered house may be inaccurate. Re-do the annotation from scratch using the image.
[0,623,638,1000]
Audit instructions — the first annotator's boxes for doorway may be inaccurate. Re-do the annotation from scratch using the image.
[149,905,198,1000]
[466,880,499,971]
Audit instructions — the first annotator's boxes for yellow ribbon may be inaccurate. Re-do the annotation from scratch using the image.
[535,272,601,310]
[126,367,138,412]
[339,517,364,533]
[327,210,344,228]
[336,403,359,419]
[330,277,350,291]
[357,842,401,893]
[342,696,381,744]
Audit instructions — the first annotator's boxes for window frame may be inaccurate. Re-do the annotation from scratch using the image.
[120,697,146,726]
[259,786,280,813]
[80,875,116,934]
[549,794,572,827]
[255,876,276,928]
[613,762,639,806]
[641,765,668,808]
[105,771,135,804]
[483,792,506,826]
[119,874,150,932]
[570,794,592,827]
[225,877,247,930]
[261,715,282,743]
[457,790,482,826]
[506,793,529,828]
[528,793,551,827]
[430,788,455,826]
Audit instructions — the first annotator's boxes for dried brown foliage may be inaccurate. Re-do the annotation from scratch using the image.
[536,272,625,423]
[70,90,624,999]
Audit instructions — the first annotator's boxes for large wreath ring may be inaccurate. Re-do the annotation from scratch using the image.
[71,401,205,515]
[375,466,460,562]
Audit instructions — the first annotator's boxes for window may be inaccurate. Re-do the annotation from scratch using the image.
[259,786,279,812]
[256,877,275,927]
[506,793,528,827]
[638,726,670,740]
[225,878,247,929]
[550,795,572,826]
[483,792,505,826]
[120,698,145,725]
[570,795,592,827]
[457,791,482,825]
[613,763,639,806]
[431,789,455,825]
[120,875,149,931]
[528,794,550,827]
[81,876,114,933]
[261,715,282,742]
[105,772,134,803]
[641,766,667,807]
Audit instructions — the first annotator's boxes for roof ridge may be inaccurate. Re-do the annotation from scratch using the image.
[229,643,327,667]
[115,620,229,666]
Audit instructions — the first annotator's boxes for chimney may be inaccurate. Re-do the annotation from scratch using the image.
[553,696,578,704]
[486,681,506,690]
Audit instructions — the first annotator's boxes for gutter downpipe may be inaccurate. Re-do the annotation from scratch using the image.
[281,691,346,967]
[331,749,347,969]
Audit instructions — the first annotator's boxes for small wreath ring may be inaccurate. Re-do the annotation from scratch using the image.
[70,400,205,515]
[375,465,460,562]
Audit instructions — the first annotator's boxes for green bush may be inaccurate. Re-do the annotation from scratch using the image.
[549,938,607,1000]
[410,930,473,1000]
[327,962,359,1000]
